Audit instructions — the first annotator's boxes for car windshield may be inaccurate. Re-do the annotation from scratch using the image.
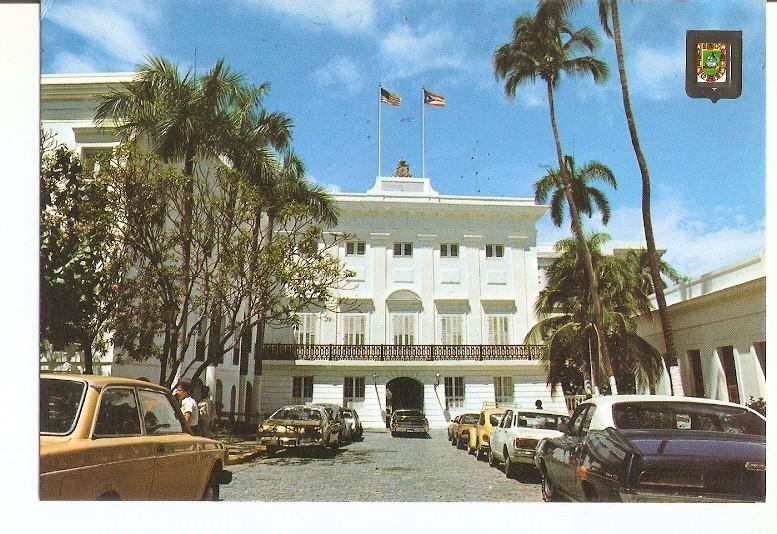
[461,414,479,424]
[517,412,569,430]
[612,401,765,436]
[395,410,423,417]
[40,378,86,435]
[270,407,323,421]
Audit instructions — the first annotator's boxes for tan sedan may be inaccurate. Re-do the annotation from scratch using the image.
[469,407,508,460]
[40,374,232,500]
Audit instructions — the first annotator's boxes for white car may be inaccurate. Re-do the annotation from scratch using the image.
[488,408,570,478]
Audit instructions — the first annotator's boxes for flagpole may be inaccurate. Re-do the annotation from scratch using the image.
[378,85,382,177]
[422,87,426,179]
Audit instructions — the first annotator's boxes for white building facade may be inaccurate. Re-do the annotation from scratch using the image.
[636,253,766,405]
[41,73,569,428]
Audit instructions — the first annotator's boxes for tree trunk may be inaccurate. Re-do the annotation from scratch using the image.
[81,334,94,374]
[610,0,680,395]
[546,81,617,394]
[173,150,196,388]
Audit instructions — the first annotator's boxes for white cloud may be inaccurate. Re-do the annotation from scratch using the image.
[627,46,685,100]
[249,0,376,34]
[47,0,160,68]
[312,57,364,95]
[307,175,343,194]
[50,51,100,73]
[578,197,765,278]
[378,24,467,79]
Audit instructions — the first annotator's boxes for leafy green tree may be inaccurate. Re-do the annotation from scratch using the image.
[95,56,248,384]
[493,3,619,392]
[40,142,126,374]
[526,234,672,394]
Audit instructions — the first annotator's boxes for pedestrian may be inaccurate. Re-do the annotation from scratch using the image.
[174,382,200,435]
[535,399,543,409]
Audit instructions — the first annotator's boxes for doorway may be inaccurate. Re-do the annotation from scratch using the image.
[385,377,424,413]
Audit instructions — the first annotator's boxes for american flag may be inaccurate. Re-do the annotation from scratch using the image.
[423,89,446,107]
[380,87,401,106]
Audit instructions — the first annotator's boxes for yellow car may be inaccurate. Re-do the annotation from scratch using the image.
[40,374,232,500]
[469,407,508,461]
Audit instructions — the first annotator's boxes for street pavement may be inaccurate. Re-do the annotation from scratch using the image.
[222,428,543,501]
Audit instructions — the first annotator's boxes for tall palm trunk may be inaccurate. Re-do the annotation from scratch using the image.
[546,81,617,394]
[610,0,680,394]
[251,211,275,418]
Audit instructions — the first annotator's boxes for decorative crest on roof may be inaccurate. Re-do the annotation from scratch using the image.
[393,160,412,178]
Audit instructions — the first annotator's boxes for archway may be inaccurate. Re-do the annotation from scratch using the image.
[386,377,424,413]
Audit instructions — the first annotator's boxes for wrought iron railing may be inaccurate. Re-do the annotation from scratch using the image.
[261,344,542,362]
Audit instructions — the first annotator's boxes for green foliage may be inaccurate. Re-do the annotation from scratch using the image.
[526,233,681,395]
[746,396,766,417]
[40,140,127,371]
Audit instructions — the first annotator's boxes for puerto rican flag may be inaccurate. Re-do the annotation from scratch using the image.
[423,88,446,107]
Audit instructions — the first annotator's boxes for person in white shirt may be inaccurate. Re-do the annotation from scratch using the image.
[174,382,200,435]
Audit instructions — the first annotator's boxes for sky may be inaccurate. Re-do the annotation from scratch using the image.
[40,0,766,278]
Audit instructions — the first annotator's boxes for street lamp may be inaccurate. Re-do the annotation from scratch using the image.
[435,372,440,387]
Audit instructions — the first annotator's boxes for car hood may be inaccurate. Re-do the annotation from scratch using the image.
[620,430,766,463]
[263,418,322,427]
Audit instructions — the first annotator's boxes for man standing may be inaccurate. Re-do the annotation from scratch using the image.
[174,382,200,435]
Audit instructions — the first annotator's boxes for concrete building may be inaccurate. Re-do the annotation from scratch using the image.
[41,73,568,428]
[636,253,766,404]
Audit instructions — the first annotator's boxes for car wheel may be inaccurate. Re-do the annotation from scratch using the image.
[202,471,220,501]
[391,431,397,437]
[504,455,514,478]
[477,447,487,461]
[265,445,279,456]
[541,467,557,502]
[488,449,498,467]
[582,484,600,502]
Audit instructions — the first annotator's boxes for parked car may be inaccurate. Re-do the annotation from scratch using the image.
[488,408,569,477]
[39,374,232,501]
[257,405,340,456]
[447,414,462,443]
[535,395,766,502]
[342,408,363,441]
[469,407,508,460]
[390,409,429,437]
[451,412,480,449]
[310,403,348,443]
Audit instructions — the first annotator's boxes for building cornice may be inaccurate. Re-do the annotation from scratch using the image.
[41,72,135,100]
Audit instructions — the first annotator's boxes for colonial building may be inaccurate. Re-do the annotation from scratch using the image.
[41,73,569,428]
[635,253,766,405]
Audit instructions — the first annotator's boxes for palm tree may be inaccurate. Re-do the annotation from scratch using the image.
[527,234,667,394]
[493,4,618,392]
[534,156,617,392]
[95,56,247,386]
[596,0,683,394]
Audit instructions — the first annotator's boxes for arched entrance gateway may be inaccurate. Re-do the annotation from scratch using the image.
[385,377,424,427]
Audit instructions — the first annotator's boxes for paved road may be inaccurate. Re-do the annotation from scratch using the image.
[222,429,543,501]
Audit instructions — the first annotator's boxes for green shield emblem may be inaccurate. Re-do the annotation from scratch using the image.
[701,49,722,77]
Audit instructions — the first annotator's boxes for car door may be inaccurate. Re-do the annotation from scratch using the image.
[568,405,596,501]
[69,386,154,500]
[493,410,512,459]
[137,388,203,500]
[547,404,589,498]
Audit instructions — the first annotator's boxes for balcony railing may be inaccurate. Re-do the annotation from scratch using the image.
[261,344,542,362]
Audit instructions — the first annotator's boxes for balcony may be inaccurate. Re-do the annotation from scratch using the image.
[262,344,542,362]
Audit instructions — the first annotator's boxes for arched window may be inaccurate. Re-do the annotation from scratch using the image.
[230,385,236,419]
[215,380,223,414]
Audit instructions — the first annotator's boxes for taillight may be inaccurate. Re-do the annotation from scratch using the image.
[482,433,489,443]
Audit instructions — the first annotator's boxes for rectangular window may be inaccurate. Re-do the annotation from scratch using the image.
[346,241,366,256]
[718,345,740,404]
[754,341,766,376]
[440,315,464,345]
[343,315,367,345]
[485,244,504,258]
[292,376,313,400]
[393,242,413,256]
[444,376,464,408]
[392,314,416,345]
[440,243,459,257]
[494,376,514,407]
[487,315,510,345]
[344,377,365,401]
[295,314,319,345]
[687,350,705,397]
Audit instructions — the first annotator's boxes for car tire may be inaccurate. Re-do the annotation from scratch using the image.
[202,470,220,501]
[391,431,397,437]
[504,455,514,478]
[488,449,498,467]
[477,447,486,461]
[265,445,279,456]
[541,467,557,502]
[451,435,458,447]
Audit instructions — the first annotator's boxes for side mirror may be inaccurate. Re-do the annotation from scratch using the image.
[558,422,569,434]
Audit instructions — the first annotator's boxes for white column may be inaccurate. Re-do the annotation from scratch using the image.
[370,233,390,343]
[463,235,483,343]
[418,234,437,344]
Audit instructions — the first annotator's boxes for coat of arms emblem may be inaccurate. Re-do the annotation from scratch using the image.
[696,42,728,83]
